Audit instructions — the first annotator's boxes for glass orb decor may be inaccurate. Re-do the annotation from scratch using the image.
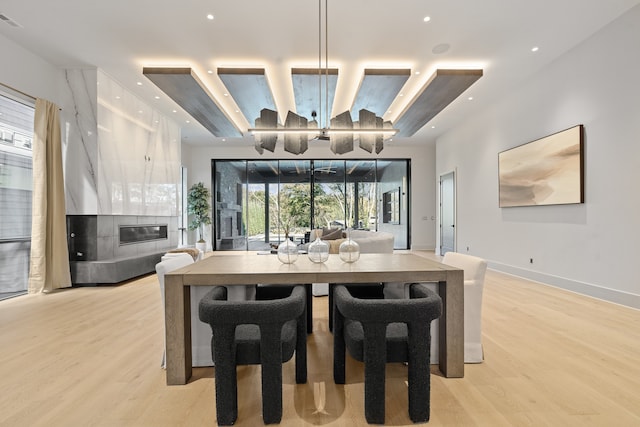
[339,237,360,263]
[277,238,298,264]
[307,236,330,263]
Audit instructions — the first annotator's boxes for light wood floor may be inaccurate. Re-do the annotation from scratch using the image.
[1,251,639,426]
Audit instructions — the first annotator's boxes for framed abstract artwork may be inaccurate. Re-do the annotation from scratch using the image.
[499,125,584,207]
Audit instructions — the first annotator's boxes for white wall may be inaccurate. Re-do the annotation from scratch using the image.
[181,141,437,250]
[436,6,640,308]
[0,34,60,102]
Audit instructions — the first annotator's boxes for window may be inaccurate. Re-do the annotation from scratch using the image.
[0,91,34,300]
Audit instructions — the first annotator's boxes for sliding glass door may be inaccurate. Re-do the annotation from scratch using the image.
[278,160,311,244]
[312,160,346,229]
[212,159,410,251]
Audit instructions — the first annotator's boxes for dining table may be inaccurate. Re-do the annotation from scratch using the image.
[163,252,464,385]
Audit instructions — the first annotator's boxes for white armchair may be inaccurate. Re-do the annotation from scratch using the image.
[442,252,487,363]
[156,254,195,368]
[156,252,256,367]
[383,251,488,363]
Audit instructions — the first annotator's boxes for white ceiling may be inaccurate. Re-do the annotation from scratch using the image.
[1,0,638,147]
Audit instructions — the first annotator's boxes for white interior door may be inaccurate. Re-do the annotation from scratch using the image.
[440,171,455,255]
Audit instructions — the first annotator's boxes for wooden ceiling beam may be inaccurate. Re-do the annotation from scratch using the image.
[394,69,483,137]
[142,67,242,137]
[350,68,410,121]
[217,68,276,128]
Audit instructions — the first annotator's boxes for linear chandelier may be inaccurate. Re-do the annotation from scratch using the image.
[248,0,399,155]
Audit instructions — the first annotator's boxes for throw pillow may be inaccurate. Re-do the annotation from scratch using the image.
[322,227,343,240]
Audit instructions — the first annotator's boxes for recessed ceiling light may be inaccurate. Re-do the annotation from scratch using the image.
[207,14,214,20]
[207,70,213,74]
[136,82,142,86]
[154,95,160,99]
[222,138,226,142]
[115,95,121,100]
[468,96,474,101]
[223,93,229,97]
[531,46,539,52]
[172,110,177,113]
[415,71,421,75]
[423,16,431,22]
[186,120,191,124]
[138,110,143,114]
[431,125,436,129]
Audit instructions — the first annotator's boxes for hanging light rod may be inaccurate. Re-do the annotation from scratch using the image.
[248,128,399,135]
[247,0,401,154]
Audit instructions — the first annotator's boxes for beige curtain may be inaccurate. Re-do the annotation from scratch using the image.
[28,98,71,293]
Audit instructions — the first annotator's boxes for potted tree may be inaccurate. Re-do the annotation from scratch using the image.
[187,182,212,253]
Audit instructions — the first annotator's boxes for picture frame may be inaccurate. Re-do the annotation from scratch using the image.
[498,125,584,208]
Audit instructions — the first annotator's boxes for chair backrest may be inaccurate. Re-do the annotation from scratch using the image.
[156,253,194,302]
[199,285,306,327]
[442,252,487,286]
[335,283,441,326]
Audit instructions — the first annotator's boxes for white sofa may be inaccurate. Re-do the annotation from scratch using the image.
[349,229,394,253]
[312,229,394,296]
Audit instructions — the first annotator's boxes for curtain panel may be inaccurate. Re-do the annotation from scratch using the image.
[28,98,71,293]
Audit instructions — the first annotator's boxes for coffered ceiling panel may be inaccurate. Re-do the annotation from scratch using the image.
[291,68,338,129]
[217,68,276,128]
[350,68,411,121]
[142,67,242,137]
[395,69,483,137]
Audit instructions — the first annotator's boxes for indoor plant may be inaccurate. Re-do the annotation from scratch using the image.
[187,182,212,253]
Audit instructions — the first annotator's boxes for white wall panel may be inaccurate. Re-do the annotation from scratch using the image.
[435,6,640,308]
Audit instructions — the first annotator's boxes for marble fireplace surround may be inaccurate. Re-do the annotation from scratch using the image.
[67,215,178,285]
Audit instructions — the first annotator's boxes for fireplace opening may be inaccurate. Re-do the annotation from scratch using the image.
[119,224,168,245]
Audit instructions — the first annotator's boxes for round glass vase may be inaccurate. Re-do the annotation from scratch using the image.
[277,237,299,264]
[307,236,330,263]
[339,234,360,263]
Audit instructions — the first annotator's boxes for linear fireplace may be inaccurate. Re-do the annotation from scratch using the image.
[67,215,178,285]
[119,224,168,245]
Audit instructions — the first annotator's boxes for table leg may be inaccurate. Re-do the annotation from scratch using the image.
[438,268,464,378]
[165,275,192,385]
[305,284,313,333]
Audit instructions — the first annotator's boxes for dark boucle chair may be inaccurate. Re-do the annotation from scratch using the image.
[333,283,442,424]
[199,285,307,425]
[328,282,384,331]
[256,283,313,333]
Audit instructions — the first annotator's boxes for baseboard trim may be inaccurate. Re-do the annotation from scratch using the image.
[489,261,640,310]
[410,244,436,251]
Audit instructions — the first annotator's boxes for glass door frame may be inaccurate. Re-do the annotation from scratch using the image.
[211,159,411,251]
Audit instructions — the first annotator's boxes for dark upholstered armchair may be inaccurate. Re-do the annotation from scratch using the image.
[198,285,307,425]
[333,283,442,424]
